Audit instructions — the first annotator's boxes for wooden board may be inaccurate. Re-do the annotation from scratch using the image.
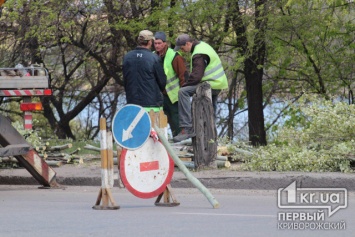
[192,82,217,169]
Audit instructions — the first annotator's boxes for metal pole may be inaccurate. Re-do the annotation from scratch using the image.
[154,125,220,209]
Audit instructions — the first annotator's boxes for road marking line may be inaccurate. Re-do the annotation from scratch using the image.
[174,212,274,218]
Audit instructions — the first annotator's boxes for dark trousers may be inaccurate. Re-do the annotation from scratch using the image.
[163,94,181,137]
[178,85,219,129]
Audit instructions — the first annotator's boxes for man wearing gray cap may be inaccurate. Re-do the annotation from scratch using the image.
[123,30,166,110]
[154,31,188,137]
[172,34,228,143]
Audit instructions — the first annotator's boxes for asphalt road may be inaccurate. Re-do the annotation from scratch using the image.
[0,186,354,237]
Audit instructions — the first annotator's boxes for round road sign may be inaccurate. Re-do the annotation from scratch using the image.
[119,137,174,199]
[112,104,151,150]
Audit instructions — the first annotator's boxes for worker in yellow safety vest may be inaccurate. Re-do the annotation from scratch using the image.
[154,32,188,137]
[172,34,228,142]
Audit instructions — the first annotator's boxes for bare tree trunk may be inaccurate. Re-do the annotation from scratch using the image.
[245,58,267,146]
[231,0,268,146]
[226,74,240,140]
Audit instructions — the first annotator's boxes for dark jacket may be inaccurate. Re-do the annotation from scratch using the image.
[183,41,210,87]
[123,47,167,107]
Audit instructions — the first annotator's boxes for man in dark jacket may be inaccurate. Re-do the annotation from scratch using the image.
[123,30,167,109]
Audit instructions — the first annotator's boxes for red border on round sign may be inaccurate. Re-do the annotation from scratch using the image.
[119,141,174,199]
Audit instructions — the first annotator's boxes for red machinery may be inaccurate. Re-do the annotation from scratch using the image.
[0,66,58,187]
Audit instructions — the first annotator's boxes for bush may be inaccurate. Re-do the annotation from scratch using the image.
[242,94,354,172]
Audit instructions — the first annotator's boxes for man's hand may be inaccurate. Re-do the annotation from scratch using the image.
[150,128,159,142]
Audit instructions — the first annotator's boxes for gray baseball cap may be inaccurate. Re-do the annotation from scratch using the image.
[154,32,166,42]
[174,34,192,51]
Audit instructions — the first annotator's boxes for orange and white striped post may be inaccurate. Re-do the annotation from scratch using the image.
[92,118,119,210]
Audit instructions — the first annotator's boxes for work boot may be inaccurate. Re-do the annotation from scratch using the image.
[173,127,196,143]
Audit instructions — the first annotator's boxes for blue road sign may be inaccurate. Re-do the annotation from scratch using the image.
[112,104,151,150]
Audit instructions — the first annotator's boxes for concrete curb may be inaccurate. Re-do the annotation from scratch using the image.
[1,174,355,191]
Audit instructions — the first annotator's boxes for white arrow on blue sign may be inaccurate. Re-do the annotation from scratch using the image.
[112,104,151,150]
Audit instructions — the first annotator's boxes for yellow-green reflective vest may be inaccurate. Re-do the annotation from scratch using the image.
[164,48,180,103]
[191,42,228,90]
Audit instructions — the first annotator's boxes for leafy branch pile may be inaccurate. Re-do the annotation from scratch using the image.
[11,121,43,147]
[243,95,355,172]
[1,122,87,168]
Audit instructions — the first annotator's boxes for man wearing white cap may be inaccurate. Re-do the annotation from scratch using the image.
[123,30,167,110]
[173,34,228,142]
